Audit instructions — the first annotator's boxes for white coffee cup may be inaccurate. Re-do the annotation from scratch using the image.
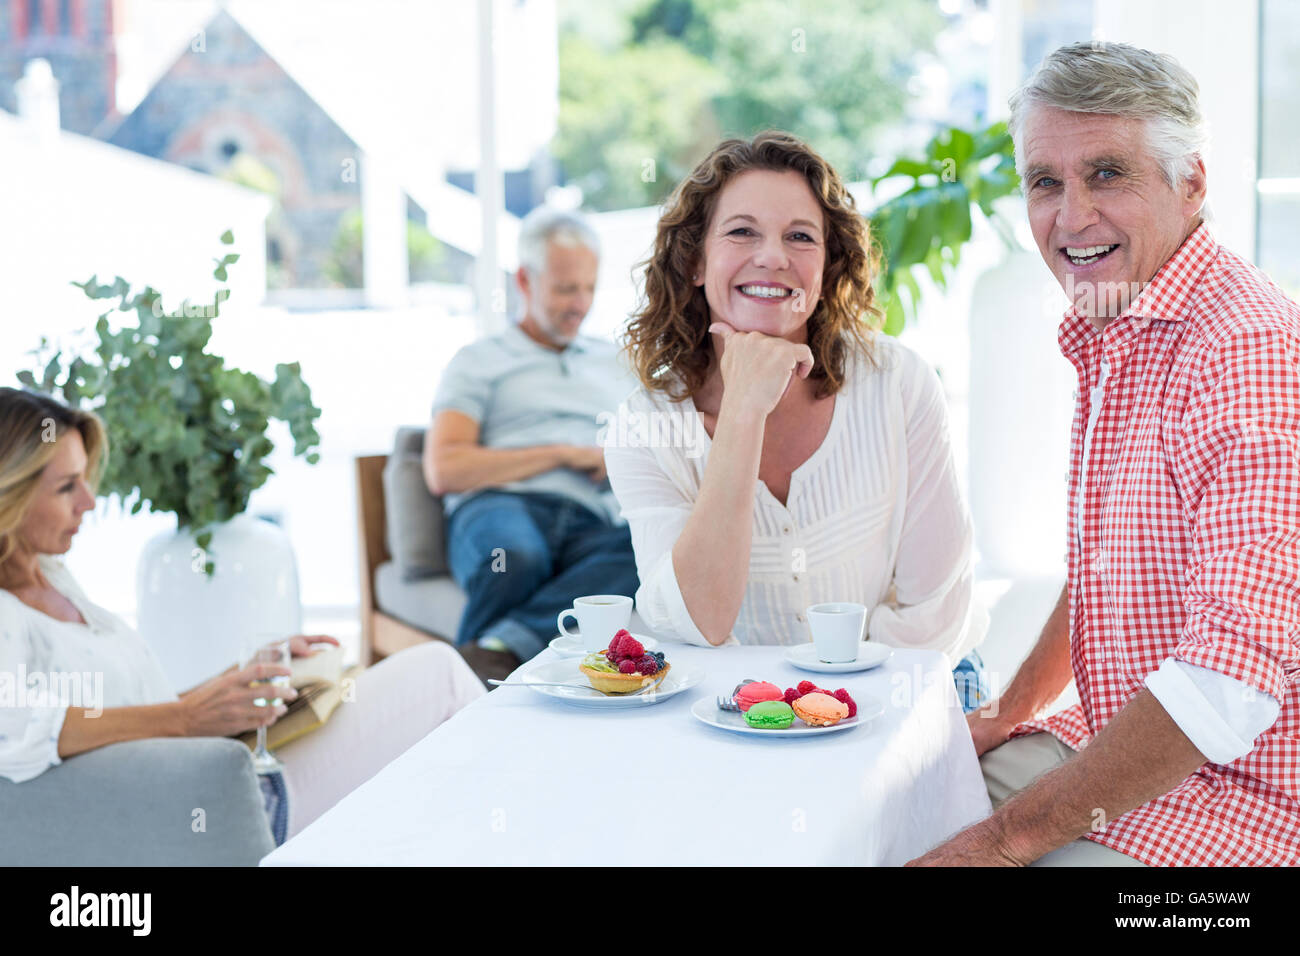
[557,595,634,652]
[806,602,867,663]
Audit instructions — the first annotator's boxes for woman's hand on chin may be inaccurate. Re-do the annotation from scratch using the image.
[709,320,814,418]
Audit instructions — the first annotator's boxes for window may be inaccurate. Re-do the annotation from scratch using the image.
[1020,0,1095,76]
[1256,0,1300,298]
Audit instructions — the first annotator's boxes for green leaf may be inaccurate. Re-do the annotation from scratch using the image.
[42,354,62,392]
[872,158,934,185]
[894,192,940,268]
[220,230,234,245]
[882,291,905,337]
[16,370,36,388]
[937,181,973,245]
[973,121,1012,159]
[923,246,946,287]
[926,127,975,169]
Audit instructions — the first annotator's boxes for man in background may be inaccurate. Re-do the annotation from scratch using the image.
[425,207,639,681]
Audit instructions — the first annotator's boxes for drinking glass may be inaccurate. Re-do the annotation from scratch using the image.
[240,636,291,775]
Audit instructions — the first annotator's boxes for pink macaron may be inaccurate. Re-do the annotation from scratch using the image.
[733,681,785,712]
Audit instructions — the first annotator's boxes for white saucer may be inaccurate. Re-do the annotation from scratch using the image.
[548,632,659,658]
[784,642,893,673]
[690,695,884,736]
[517,657,703,709]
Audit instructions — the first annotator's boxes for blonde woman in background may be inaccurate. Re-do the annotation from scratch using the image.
[0,387,484,843]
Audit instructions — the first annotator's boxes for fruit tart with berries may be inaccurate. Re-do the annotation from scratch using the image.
[579,629,670,694]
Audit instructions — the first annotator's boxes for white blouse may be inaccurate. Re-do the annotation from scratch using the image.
[604,335,987,663]
[0,554,177,783]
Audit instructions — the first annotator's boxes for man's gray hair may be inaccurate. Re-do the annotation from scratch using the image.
[517,205,600,276]
[1008,41,1208,191]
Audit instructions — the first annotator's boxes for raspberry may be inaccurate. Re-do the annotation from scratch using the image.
[833,688,857,718]
[618,659,638,674]
[605,649,618,663]
[608,633,625,657]
[796,680,817,695]
[783,687,801,705]
[621,636,645,659]
[637,655,659,675]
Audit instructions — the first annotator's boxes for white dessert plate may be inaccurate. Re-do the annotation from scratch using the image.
[548,632,659,658]
[517,657,702,709]
[690,694,884,737]
[784,642,893,673]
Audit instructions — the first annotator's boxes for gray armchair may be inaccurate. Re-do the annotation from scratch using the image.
[0,737,274,866]
[357,426,649,662]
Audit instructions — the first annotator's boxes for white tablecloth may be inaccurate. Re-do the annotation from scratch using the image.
[262,645,992,866]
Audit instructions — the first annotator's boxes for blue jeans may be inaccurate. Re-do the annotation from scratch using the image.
[446,490,641,661]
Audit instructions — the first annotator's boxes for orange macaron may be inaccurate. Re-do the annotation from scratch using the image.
[790,691,850,727]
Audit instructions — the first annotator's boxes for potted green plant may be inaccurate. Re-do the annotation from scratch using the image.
[868,120,1022,334]
[869,121,1074,577]
[20,231,323,689]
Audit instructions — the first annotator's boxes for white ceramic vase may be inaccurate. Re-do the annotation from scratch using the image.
[136,513,302,693]
[967,247,1076,578]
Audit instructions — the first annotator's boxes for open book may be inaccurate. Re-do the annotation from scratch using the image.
[238,645,363,751]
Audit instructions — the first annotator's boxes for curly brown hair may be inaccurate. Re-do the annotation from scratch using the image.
[621,130,881,402]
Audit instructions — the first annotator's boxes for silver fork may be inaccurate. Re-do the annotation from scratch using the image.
[716,678,759,712]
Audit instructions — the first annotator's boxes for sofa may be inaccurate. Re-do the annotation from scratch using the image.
[0,737,275,866]
[357,426,648,662]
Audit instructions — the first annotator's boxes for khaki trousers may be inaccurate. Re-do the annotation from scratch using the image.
[980,732,1147,867]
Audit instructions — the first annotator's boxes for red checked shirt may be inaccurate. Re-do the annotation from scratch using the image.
[1010,223,1300,866]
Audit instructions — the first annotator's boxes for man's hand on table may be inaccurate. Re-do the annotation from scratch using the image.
[905,817,1026,867]
[908,689,1207,866]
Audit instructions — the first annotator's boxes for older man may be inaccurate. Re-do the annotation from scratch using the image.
[425,207,639,678]
[913,42,1300,866]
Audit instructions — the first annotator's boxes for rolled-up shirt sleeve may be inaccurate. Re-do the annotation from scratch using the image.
[1165,323,1299,747]
[1146,659,1280,765]
[0,624,67,783]
[867,351,984,663]
[603,395,732,647]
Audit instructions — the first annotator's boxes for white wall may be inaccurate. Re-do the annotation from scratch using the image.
[0,112,269,366]
[1094,0,1260,258]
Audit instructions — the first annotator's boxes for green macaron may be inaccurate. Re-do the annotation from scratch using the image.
[743,700,795,729]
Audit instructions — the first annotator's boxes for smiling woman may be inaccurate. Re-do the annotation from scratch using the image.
[607,132,990,709]
[622,130,880,403]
